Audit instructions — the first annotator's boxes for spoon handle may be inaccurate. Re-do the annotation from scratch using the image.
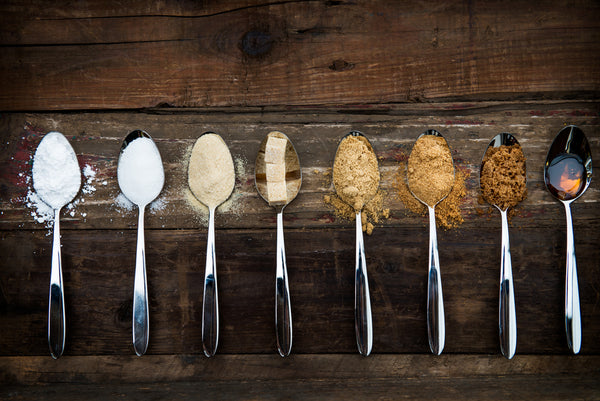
[564,202,582,354]
[355,211,373,356]
[275,210,292,357]
[133,205,149,356]
[499,209,517,359]
[48,208,65,359]
[202,207,219,357]
[426,206,445,355]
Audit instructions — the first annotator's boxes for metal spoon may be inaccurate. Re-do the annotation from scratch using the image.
[480,133,525,360]
[255,131,302,357]
[407,130,454,356]
[117,130,165,356]
[188,132,235,357]
[544,125,592,354]
[333,131,379,356]
[32,132,81,359]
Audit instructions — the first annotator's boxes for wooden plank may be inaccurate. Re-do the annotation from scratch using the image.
[1,354,599,383]
[1,1,599,109]
[1,355,599,400]
[0,104,598,231]
[3,378,599,401]
[1,226,599,356]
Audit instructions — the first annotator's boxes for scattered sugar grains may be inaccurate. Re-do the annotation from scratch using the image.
[27,161,98,225]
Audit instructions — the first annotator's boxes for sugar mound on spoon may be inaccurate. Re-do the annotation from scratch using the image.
[117,136,164,206]
[32,132,81,210]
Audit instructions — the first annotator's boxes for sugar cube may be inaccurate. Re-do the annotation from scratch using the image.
[264,136,287,164]
[266,162,286,182]
[267,180,287,204]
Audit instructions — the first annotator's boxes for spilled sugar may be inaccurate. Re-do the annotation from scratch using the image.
[183,141,248,227]
[25,161,98,228]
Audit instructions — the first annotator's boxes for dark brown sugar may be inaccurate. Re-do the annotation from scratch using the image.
[480,144,527,210]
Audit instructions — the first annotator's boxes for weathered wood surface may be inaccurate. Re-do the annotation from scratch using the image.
[1,1,600,399]
[1,103,598,230]
[1,1,599,110]
[0,104,599,360]
[1,355,599,400]
[1,226,600,356]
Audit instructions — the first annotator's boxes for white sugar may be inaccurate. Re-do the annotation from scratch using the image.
[32,132,81,210]
[117,137,164,206]
[82,164,97,195]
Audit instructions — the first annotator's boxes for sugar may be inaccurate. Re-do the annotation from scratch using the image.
[188,133,235,209]
[32,132,81,210]
[264,136,287,164]
[266,162,286,182]
[267,180,287,204]
[117,136,164,206]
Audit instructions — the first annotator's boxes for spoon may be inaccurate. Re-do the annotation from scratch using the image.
[544,125,592,354]
[407,130,454,356]
[32,132,81,359]
[333,131,379,356]
[188,132,235,357]
[255,131,302,357]
[117,130,165,356]
[480,133,525,359]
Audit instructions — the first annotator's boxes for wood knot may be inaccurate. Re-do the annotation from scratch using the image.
[240,30,273,57]
[329,59,354,71]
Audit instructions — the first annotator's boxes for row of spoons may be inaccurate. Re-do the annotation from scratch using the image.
[31,126,592,359]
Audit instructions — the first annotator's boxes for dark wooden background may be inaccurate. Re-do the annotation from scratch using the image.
[1,1,599,399]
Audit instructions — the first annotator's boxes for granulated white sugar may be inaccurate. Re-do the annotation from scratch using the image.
[117,137,164,206]
[32,132,81,210]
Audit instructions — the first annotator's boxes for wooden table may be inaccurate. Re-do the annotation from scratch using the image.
[1,1,599,399]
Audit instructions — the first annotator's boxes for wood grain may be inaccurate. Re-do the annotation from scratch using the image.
[1,355,599,399]
[1,1,600,398]
[1,1,599,110]
[1,225,599,356]
[0,103,598,231]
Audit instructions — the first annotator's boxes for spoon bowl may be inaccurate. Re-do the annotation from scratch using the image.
[407,129,455,207]
[479,133,526,359]
[117,130,164,356]
[255,131,302,211]
[188,132,235,357]
[333,131,379,211]
[255,131,301,357]
[544,125,592,354]
[32,131,81,359]
[406,129,454,356]
[332,130,379,356]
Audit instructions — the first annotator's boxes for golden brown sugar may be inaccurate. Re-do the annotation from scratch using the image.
[332,135,380,211]
[324,190,390,235]
[480,144,527,210]
[395,163,467,229]
[407,135,455,207]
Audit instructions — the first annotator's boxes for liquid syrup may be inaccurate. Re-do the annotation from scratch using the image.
[545,153,585,201]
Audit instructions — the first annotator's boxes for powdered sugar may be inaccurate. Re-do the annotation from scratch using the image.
[82,164,97,195]
[25,135,100,227]
[32,132,81,209]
